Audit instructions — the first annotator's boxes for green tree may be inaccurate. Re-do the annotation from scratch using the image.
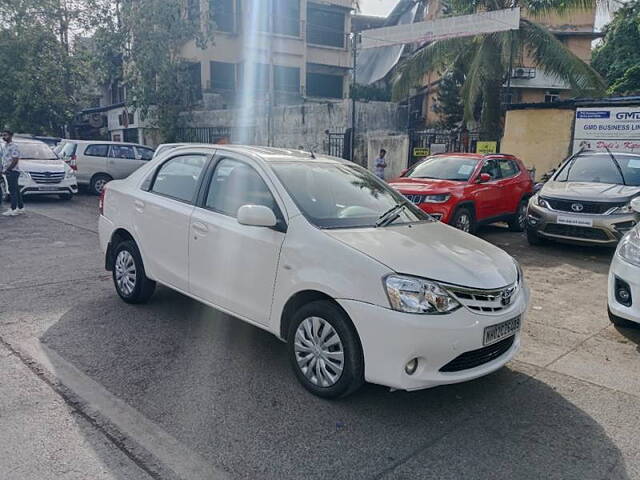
[432,67,465,130]
[393,1,606,140]
[592,1,640,95]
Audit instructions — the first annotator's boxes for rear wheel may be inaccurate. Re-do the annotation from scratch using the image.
[608,308,638,328]
[451,207,475,234]
[287,300,364,398]
[112,240,156,304]
[508,200,528,232]
[90,173,112,196]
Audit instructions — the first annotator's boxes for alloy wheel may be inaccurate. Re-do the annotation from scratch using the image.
[518,203,527,229]
[294,317,345,387]
[455,213,471,232]
[94,179,108,194]
[115,250,137,296]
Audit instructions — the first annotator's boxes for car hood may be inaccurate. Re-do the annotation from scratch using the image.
[388,178,463,194]
[19,159,66,173]
[325,221,516,289]
[542,181,640,202]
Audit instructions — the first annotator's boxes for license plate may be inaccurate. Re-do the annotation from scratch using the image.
[557,215,593,227]
[38,186,59,191]
[483,317,520,346]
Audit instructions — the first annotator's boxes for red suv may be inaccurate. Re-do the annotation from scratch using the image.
[388,153,533,233]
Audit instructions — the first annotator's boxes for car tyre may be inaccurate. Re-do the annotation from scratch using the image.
[526,226,546,246]
[59,193,73,201]
[112,240,156,304]
[451,207,475,234]
[508,200,528,232]
[287,300,364,399]
[90,173,112,196]
[608,308,638,329]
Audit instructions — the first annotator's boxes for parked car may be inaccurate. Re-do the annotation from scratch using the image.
[99,145,529,398]
[152,143,189,160]
[0,137,77,200]
[608,197,640,328]
[57,140,155,195]
[527,151,640,246]
[16,134,62,149]
[388,154,533,233]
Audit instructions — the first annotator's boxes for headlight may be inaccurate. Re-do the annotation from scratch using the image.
[608,203,634,215]
[422,194,450,203]
[514,259,523,285]
[618,228,640,267]
[18,171,31,183]
[385,275,461,314]
[535,194,551,209]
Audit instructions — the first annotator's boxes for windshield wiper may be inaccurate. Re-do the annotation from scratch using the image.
[605,147,627,186]
[375,202,408,227]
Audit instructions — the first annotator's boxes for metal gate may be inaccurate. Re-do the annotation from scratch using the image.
[325,130,351,160]
[408,129,499,166]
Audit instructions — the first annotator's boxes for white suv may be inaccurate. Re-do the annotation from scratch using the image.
[99,145,529,398]
[1,138,77,200]
[57,140,154,195]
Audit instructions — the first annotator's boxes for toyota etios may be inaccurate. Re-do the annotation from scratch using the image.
[99,146,529,398]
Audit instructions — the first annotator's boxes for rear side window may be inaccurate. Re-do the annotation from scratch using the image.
[109,145,136,159]
[498,159,520,178]
[85,144,109,157]
[205,158,277,217]
[60,142,77,157]
[151,154,207,203]
[137,147,154,161]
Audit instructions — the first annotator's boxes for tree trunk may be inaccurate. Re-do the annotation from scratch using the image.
[479,77,502,141]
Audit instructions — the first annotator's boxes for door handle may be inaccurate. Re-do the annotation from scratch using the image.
[192,222,209,235]
[134,200,145,213]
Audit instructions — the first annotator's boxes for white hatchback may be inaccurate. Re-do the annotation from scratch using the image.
[608,198,640,328]
[98,146,529,398]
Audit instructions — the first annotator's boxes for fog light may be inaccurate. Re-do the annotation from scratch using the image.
[615,277,632,307]
[527,215,539,226]
[405,358,418,375]
[618,289,630,302]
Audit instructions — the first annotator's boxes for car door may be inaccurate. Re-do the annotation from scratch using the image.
[107,144,143,179]
[134,153,209,292]
[473,159,504,220]
[496,158,524,215]
[188,154,287,325]
[78,143,108,184]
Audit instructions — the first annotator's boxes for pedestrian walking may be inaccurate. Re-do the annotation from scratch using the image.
[374,149,387,180]
[1,129,24,216]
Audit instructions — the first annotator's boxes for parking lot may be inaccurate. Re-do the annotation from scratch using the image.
[1,193,640,480]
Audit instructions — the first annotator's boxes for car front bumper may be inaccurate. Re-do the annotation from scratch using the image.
[338,284,529,391]
[17,175,78,196]
[608,254,640,325]
[527,202,638,246]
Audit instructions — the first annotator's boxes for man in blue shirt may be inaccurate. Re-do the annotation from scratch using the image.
[1,129,24,216]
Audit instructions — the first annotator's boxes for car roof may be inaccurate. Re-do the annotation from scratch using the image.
[12,137,49,146]
[577,151,640,157]
[67,139,151,148]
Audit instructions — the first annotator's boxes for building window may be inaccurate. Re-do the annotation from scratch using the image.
[307,3,345,48]
[307,72,343,98]
[111,81,125,105]
[179,62,203,102]
[240,63,271,92]
[544,90,560,103]
[118,112,135,126]
[274,66,300,93]
[210,0,235,32]
[211,62,237,90]
[253,0,300,37]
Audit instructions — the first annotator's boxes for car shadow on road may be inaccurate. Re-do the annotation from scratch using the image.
[40,286,630,480]
[614,324,640,352]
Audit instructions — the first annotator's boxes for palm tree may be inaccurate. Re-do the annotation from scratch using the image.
[392,0,607,139]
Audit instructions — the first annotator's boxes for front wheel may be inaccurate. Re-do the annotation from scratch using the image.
[508,200,528,232]
[451,207,475,234]
[287,300,364,398]
[112,240,156,304]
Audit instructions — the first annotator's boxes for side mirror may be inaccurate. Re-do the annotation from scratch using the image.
[477,173,491,183]
[631,197,640,214]
[400,168,409,177]
[237,205,277,228]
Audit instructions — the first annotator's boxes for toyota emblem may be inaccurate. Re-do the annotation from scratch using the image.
[501,287,515,306]
[571,203,584,212]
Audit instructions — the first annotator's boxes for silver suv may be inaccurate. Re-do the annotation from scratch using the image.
[527,151,640,246]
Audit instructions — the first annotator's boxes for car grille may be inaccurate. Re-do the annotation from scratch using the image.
[447,283,519,314]
[542,197,624,214]
[404,194,424,204]
[544,223,610,241]
[29,171,64,184]
[439,335,515,372]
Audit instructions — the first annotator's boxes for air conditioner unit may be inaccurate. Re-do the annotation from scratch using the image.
[511,67,536,79]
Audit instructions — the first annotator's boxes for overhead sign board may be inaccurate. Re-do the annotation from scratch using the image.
[573,106,640,154]
[360,8,521,49]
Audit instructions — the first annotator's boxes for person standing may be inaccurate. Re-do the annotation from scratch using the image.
[1,129,24,216]
[374,149,387,180]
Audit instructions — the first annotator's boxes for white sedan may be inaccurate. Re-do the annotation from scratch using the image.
[608,197,640,328]
[98,145,529,398]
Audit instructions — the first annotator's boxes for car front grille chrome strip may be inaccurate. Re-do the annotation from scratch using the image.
[445,283,519,314]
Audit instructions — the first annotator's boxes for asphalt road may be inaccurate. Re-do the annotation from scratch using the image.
[1,193,639,480]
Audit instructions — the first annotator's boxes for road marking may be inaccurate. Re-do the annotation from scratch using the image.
[18,338,231,480]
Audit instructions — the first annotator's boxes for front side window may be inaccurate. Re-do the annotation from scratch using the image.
[555,154,640,186]
[109,145,136,159]
[480,159,502,180]
[151,154,207,202]
[85,144,109,157]
[407,156,479,181]
[206,158,278,217]
[272,161,429,229]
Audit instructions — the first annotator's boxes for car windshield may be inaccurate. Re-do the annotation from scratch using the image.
[16,142,59,160]
[555,153,640,186]
[272,161,431,229]
[407,156,478,181]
